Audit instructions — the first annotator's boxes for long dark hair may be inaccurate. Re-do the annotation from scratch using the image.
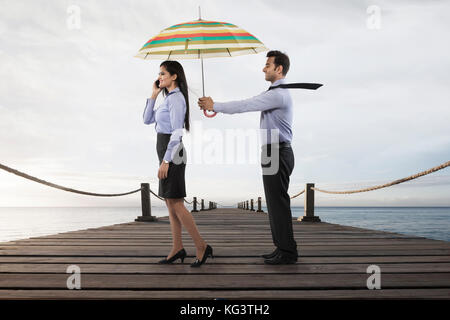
[160,60,190,131]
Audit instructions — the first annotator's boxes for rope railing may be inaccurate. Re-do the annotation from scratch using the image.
[148,189,164,201]
[237,160,449,221]
[0,162,211,221]
[149,189,193,204]
[311,160,450,194]
[0,163,142,197]
[290,189,305,199]
[2,159,449,222]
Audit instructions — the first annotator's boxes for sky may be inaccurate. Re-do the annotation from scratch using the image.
[0,0,449,207]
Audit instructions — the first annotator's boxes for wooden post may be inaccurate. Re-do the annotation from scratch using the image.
[250,199,255,211]
[200,199,205,211]
[191,197,198,212]
[257,197,263,212]
[246,200,249,210]
[135,183,157,222]
[299,183,321,222]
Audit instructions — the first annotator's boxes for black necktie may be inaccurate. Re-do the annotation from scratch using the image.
[268,83,323,91]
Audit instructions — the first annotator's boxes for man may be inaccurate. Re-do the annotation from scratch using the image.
[198,50,297,264]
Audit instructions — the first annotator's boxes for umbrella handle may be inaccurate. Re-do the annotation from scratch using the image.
[203,110,217,118]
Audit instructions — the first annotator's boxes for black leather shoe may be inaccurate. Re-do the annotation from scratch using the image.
[261,248,279,259]
[158,248,187,264]
[190,245,213,267]
[264,252,297,265]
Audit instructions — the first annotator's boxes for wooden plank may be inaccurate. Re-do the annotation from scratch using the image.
[9,238,444,245]
[28,229,414,235]
[28,229,408,233]
[1,263,449,274]
[3,243,449,250]
[0,288,448,299]
[1,246,449,256]
[8,234,430,240]
[1,255,450,264]
[1,273,449,289]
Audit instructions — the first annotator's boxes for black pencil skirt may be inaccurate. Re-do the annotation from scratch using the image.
[156,133,186,199]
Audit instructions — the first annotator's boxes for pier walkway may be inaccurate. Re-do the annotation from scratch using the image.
[0,208,449,299]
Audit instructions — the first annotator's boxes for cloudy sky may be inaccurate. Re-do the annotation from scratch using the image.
[0,0,449,207]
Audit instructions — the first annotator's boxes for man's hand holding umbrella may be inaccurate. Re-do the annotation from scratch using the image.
[198,97,214,112]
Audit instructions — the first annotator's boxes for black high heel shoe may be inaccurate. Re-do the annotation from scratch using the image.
[190,245,213,268]
[158,248,187,264]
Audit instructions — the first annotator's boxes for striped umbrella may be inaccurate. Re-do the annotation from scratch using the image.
[135,14,268,117]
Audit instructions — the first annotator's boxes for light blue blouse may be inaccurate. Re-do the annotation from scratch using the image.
[143,87,186,162]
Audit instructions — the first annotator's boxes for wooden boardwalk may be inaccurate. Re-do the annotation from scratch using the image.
[0,208,449,299]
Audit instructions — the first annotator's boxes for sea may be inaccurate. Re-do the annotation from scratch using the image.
[0,206,449,243]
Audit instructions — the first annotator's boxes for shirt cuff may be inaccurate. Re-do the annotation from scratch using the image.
[163,151,172,163]
[213,102,223,113]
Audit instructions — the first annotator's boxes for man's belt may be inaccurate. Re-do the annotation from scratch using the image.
[262,142,291,149]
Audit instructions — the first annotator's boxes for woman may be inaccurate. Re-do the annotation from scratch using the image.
[143,60,212,267]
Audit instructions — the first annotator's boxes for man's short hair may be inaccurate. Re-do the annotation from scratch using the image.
[266,50,290,76]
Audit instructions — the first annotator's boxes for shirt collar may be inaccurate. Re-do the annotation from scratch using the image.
[271,78,286,87]
[166,87,180,96]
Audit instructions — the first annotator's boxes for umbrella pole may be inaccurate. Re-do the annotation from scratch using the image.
[199,7,204,96]
[201,56,205,97]
[200,53,217,118]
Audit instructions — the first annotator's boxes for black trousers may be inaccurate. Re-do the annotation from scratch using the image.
[261,144,297,256]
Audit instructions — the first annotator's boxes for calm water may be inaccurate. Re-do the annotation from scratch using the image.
[0,206,449,243]
[291,206,450,242]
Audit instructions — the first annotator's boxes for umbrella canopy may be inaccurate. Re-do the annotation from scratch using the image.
[135,20,267,60]
[135,18,268,117]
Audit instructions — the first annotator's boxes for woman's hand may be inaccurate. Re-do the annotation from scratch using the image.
[151,79,162,99]
[158,162,169,180]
